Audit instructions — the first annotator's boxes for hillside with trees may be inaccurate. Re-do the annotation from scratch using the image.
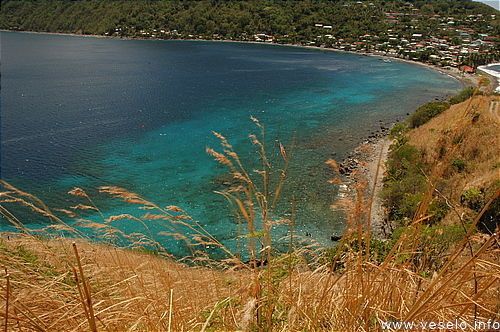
[1,0,499,67]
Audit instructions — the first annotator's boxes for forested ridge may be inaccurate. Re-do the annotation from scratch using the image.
[1,0,497,39]
[1,1,499,66]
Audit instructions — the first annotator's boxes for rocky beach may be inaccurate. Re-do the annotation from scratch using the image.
[336,61,499,240]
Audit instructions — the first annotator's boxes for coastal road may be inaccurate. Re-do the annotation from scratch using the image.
[490,99,499,120]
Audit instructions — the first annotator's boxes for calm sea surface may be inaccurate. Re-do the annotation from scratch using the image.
[1,31,462,256]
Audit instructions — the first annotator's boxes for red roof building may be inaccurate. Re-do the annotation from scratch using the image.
[460,65,475,73]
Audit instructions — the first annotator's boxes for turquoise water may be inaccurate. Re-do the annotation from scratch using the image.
[1,32,463,257]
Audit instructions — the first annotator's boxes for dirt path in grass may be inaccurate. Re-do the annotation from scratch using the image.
[489,99,499,120]
[361,137,393,238]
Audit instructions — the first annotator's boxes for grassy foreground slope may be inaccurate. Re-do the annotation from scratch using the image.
[1,92,500,331]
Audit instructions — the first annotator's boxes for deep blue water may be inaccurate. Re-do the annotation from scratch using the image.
[1,32,462,256]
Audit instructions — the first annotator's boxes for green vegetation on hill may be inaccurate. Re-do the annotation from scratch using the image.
[383,90,500,234]
[407,101,450,128]
[1,0,499,67]
[449,86,480,104]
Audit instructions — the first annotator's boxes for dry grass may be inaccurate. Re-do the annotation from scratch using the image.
[1,94,500,331]
[2,229,500,331]
[408,94,500,203]
[0,234,254,331]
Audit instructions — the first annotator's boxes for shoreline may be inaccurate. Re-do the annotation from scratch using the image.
[338,131,393,239]
[366,136,393,238]
[3,29,498,92]
[478,63,500,93]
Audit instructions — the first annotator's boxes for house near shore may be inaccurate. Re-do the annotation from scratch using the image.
[460,65,476,74]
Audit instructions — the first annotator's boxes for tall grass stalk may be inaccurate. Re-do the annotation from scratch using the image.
[206,118,297,331]
[207,118,295,264]
[3,270,9,332]
[72,242,97,332]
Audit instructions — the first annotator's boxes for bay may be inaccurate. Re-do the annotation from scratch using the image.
[1,31,462,256]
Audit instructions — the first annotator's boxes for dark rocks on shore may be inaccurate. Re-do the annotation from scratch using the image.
[339,157,360,175]
[337,125,391,177]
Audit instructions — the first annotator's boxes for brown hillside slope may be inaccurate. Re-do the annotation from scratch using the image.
[407,95,500,209]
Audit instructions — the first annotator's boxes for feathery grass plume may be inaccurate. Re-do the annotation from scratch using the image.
[206,118,300,330]
[0,181,88,239]
[95,187,240,262]
[208,120,296,259]
[325,158,341,175]
[69,187,106,220]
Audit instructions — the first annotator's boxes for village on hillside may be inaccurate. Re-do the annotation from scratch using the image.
[99,2,498,70]
[310,10,498,70]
